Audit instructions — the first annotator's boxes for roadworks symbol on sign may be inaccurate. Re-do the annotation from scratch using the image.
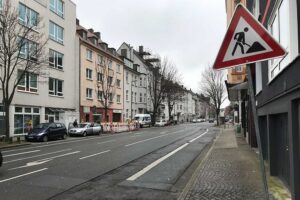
[213,4,286,70]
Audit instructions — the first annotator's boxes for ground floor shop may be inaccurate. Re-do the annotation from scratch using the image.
[0,104,78,137]
[80,106,122,123]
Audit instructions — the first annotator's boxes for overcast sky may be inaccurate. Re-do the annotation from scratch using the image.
[73,0,227,93]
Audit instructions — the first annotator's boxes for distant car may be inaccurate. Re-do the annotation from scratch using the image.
[192,119,197,123]
[155,119,167,127]
[197,118,204,123]
[0,151,2,167]
[25,123,67,142]
[69,123,102,137]
[209,118,214,123]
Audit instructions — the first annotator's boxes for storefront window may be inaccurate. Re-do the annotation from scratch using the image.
[14,106,40,134]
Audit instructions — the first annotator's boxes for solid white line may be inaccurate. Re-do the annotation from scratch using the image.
[79,150,110,160]
[0,168,48,183]
[189,129,209,143]
[37,151,80,162]
[127,143,189,181]
[97,140,115,144]
[3,149,72,164]
[3,150,40,158]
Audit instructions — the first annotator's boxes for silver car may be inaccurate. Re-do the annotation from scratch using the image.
[68,123,102,137]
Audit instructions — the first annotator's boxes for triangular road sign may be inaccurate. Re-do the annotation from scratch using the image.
[213,4,286,70]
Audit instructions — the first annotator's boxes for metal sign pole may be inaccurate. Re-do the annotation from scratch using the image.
[246,65,269,200]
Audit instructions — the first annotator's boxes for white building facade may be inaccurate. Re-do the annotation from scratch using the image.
[0,0,79,137]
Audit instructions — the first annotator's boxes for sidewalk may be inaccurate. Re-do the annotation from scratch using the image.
[179,127,266,200]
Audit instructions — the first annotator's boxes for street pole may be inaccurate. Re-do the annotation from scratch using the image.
[246,65,269,200]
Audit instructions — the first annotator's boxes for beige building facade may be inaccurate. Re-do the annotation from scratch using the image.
[76,21,124,123]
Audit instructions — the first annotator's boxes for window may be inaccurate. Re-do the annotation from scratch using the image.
[49,21,64,44]
[117,79,121,87]
[86,88,92,99]
[144,93,146,103]
[97,55,104,65]
[144,77,147,88]
[126,109,128,118]
[49,49,63,69]
[50,0,64,17]
[17,71,38,93]
[117,64,121,73]
[98,91,103,101]
[131,91,133,101]
[86,68,92,80]
[108,76,113,85]
[135,76,137,86]
[134,92,137,102]
[19,38,37,61]
[140,77,142,86]
[19,3,38,28]
[86,49,93,61]
[108,93,113,101]
[235,66,242,72]
[140,93,142,102]
[269,0,293,80]
[14,106,40,134]
[117,95,121,103]
[180,105,182,110]
[97,73,103,82]
[49,78,63,97]
[0,0,2,11]
[126,90,128,101]
[126,72,129,83]
[108,60,112,68]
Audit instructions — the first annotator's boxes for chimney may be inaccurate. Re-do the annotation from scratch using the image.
[88,28,94,33]
[76,19,80,25]
[139,46,144,53]
[94,32,101,39]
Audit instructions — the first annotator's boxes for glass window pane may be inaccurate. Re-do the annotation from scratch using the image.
[57,52,63,67]
[18,4,26,24]
[25,107,31,113]
[32,115,40,127]
[57,26,63,43]
[279,0,289,49]
[24,115,32,133]
[15,107,23,113]
[49,22,55,39]
[57,0,64,17]
[50,0,56,12]
[14,115,24,134]
[30,74,37,88]
[57,80,62,92]
[30,10,38,27]
[49,78,53,91]
[49,50,54,66]
[33,108,39,113]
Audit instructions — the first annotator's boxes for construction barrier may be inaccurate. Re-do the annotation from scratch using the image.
[102,122,139,133]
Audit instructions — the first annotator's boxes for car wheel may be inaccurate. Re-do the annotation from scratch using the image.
[63,133,67,140]
[83,131,87,137]
[42,135,48,142]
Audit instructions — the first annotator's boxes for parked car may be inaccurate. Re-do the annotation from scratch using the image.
[69,123,102,137]
[209,118,215,123]
[0,150,2,167]
[154,119,167,127]
[134,114,151,128]
[25,123,67,142]
[192,118,197,123]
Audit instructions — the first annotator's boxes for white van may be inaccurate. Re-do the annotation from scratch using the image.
[134,114,152,128]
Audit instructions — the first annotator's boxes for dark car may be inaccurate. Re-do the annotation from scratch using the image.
[25,123,67,142]
[0,151,2,167]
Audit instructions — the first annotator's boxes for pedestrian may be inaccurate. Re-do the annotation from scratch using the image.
[73,119,78,127]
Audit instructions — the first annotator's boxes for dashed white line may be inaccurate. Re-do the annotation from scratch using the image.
[97,140,115,144]
[189,129,209,143]
[0,168,48,183]
[127,143,189,181]
[79,150,110,160]
[3,150,40,158]
[3,149,72,164]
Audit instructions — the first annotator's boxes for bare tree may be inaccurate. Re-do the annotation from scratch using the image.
[95,58,116,122]
[148,57,179,123]
[0,2,47,139]
[199,67,226,126]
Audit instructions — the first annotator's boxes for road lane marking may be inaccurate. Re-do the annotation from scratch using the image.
[189,129,209,143]
[79,150,110,160]
[97,140,115,144]
[125,130,185,147]
[4,149,72,164]
[8,151,81,170]
[3,150,41,158]
[0,168,48,183]
[160,131,167,134]
[127,143,189,181]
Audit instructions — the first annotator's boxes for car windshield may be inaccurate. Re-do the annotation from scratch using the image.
[78,124,88,128]
[34,123,50,129]
[134,117,140,120]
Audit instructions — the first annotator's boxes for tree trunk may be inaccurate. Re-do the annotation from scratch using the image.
[168,102,172,121]
[216,112,219,126]
[4,101,10,140]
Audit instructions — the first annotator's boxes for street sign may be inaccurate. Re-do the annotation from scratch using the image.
[213,4,286,70]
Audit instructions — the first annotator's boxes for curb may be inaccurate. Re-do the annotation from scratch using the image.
[0,143,31,150]
[177,128,222,200]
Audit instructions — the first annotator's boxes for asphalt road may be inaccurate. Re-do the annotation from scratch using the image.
[0,123,218,200]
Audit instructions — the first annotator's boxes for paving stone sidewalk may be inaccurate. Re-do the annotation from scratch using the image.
[180,127,266,200]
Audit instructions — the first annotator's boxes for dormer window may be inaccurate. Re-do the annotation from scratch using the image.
[82,31,87,40]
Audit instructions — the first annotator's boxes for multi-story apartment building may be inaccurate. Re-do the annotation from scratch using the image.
[247,0,300,198]
[0,0,78,137]
[76,21,123,123]
[117,43,148,121]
